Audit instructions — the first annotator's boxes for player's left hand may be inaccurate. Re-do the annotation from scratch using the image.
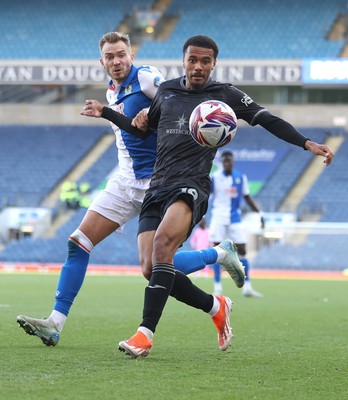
[132,108,149,131]
[305,140,334,166]
[80,99,104,118]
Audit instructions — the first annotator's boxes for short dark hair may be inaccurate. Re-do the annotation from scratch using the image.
[183,35,219,59]
[221,150,233,159]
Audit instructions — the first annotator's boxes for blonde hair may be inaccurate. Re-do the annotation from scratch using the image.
[99,32,131,54]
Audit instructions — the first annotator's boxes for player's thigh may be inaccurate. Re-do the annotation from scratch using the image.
[84,183,143,245]
[78,210,120,246]
[152,200,192,264]
[138,230,156,280]
[209,219,229,243]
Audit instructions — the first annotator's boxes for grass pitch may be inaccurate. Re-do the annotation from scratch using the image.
[0,274,347,400]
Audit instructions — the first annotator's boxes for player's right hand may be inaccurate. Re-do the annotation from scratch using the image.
[132,108,149,131]
[80,99,104,118]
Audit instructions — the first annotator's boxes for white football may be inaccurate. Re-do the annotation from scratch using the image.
[189,100,237,148]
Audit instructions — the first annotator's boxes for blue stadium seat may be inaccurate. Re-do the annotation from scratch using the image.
[0,0,344,59]
[302,134,348,222]
[0,125,108,207]
[137,0,345,59]
[0,0,152,59]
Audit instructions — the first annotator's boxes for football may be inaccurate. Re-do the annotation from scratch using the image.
[189,100,237,148]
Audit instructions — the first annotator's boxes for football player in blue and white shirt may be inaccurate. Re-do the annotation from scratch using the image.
[17,32,240,347]
[209,150,264,297]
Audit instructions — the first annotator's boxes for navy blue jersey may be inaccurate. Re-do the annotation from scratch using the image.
[147,76,266,190]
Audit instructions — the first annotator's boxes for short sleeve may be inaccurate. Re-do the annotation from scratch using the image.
[138,66,165,100]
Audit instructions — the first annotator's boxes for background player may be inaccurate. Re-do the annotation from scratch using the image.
[92,35,333,358]
[16,32,239,347]
[210,150,264,297]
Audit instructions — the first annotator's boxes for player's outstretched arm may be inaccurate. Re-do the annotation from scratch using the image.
[304,140,334,166]
[244,195,265,228]
[255,111,334,166]
[81,100,151,139]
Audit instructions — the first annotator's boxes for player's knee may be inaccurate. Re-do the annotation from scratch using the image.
[139,255,152,280]
[142,265,152,280]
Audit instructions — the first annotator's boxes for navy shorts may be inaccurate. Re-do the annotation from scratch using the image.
[138,181,210,240]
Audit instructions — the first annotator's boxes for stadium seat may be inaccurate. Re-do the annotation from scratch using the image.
[0,125,108,207]
[137,0,345,59]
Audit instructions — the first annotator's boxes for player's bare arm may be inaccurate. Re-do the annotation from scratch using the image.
[244,195,265,228]
[80,99,104,118]
[304,140,334,166]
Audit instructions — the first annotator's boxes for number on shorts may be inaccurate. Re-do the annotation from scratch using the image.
[180,187,198,200]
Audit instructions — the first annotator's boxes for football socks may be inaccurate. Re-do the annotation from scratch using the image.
[173,248,218,275]
[240,258,250,281]
[53,229,93,317]
[170,270,214,313]
[213,264,221,284]
[140,264,175,333]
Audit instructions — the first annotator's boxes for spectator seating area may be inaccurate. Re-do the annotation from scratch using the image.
[0,0,152,59]
[0,125,111,208]
[0,0,345,59]
[302,135,348,222]
[253,130,348,270]
[253,231,347,270]
[138,0,346,59]
[230,127,328,212]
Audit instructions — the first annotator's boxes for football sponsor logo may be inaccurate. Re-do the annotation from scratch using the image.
[241,94,253,107]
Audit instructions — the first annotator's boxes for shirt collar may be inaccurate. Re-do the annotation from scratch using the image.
[120,65,137,88]
[180,76,214,91]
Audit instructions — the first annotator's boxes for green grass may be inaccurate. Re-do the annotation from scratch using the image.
[0,274,347,400]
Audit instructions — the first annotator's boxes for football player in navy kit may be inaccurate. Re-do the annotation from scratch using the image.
[83,35,333,358]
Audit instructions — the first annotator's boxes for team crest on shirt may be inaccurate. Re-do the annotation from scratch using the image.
[235,177,241,184]
[154,75,164,87]
[125,84,132,95]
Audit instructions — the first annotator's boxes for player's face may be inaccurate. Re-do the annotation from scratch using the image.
[100,41,134,84]
[183,46,216,90]
[222,157,233,174]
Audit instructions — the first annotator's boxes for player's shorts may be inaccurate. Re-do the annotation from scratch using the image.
[88,174,150,232]
[209,220,247,244]
[138,181,210,239]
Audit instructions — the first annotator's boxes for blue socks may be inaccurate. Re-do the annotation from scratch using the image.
[212,264,221,283]
[173,248,218,275]
[241,258,250,281]
[54,239,90,316]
